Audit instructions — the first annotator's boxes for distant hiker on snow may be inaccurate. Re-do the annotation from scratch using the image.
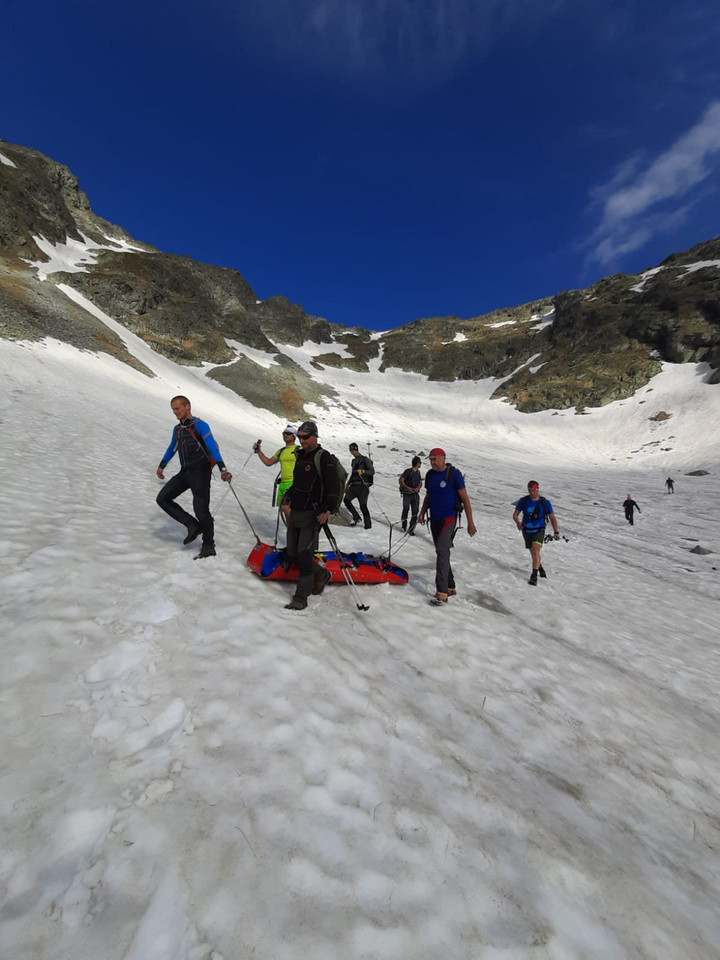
[399,456,423,535]
[284,421,341,610]
[254,425,298,509]
[156,396,233,559]
[417,448,476,604]
[344,442,375,529]
[624,495,641,525]
[513,480,560,585]
[666,477,675,494]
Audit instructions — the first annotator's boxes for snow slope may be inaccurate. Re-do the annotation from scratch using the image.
[1,327,719,960]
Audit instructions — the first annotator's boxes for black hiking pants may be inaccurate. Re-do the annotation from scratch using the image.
[625,508,634,525]
[401,492,419,532]
[344,482,371,527]
[157,464,214,545]
[286,509,320,602]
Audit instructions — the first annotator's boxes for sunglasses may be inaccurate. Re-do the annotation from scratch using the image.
[297,433,311,440]
[282,432,294,436]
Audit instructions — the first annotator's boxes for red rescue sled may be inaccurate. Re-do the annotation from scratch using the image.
[247,541,409,585]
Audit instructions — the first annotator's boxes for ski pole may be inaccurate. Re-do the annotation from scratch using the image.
[320,522,369,612]
[241,440,262,471]
[272,507,282,549]
[227,481,262,542]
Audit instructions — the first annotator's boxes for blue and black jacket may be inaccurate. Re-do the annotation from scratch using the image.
[159,418,226,472]
[516,495,553,532]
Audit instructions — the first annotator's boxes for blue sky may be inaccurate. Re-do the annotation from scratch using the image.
[4,0,720,331]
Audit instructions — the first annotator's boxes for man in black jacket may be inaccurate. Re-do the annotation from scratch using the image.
[399,456,423,534]
[284,421,341,610]
[624,495,641,525]
[344,442,374,529]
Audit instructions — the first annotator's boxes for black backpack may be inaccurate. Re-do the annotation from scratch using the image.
[314,450,348,513]
[519,495,548,526]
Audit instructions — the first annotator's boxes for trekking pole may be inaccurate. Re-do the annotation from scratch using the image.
[242,440,262,471]
[227,481,262,542]
[211,484,231,516]
[320,522,369,612]
[272,507,282,549]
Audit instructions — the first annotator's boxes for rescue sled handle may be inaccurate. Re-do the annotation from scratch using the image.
[227,480,261,542]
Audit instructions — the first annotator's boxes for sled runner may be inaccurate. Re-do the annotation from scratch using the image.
[247,540,409,585]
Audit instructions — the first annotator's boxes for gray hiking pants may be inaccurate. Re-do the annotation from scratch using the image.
[430,516,457,594]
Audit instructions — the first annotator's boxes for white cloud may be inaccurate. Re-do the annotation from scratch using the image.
[228,0,563,88]
[588,100,720,266]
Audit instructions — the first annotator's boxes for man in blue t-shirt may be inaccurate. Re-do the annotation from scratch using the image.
[418,448,476,604]
[512,480,560,585]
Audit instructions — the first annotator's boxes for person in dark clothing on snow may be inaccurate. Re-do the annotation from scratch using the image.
[666,477,674,494]
[624,495,641,525]
[399,456,423,534]
[284,421,341,610]
[344,442,374,529]
[156,396,233,559]
[513,480,560,585]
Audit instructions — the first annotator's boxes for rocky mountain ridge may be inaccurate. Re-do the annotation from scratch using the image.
[1,138,718,417]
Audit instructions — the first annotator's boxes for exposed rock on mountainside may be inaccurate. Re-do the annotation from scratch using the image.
[208,353,338,420]
[1,138,718,417]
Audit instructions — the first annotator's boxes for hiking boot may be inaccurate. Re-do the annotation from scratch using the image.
[194,543,216,559]
[364,522,372,530]
[448,588,457,597]
[434,592,449,603]
[285,597,307,610]
[312,567,332,595]
[183,522,201,545]
[348,519,360,527]
[538,566,547,579]
[529,570,538,585]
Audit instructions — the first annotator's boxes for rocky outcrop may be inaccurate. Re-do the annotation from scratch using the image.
[0,140,150,259]
[207,353,338,420]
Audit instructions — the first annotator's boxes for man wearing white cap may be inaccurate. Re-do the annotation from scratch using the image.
[253,426,298,505]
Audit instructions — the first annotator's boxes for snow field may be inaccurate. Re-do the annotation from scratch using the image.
[1,334,719,960]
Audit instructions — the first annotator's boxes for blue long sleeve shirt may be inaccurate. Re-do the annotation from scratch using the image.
[160,417,226,471]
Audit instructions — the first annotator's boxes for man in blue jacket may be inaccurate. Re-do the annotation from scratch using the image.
[156,396,233,558]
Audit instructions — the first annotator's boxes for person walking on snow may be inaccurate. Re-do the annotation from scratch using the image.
[513,480,560,585]
[417,448,476,604]
[344,442,374,529]
[253,425,298,507]
[399,456,423,534]
[156,396,233,559]
[284,421,341,610]
[624,495,641,525]
[666,477,674,494]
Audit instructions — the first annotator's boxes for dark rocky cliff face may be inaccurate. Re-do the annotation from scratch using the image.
[1,138,718,416]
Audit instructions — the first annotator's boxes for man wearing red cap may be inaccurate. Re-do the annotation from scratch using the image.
[418,448,476,604]
[513,480,560,585]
